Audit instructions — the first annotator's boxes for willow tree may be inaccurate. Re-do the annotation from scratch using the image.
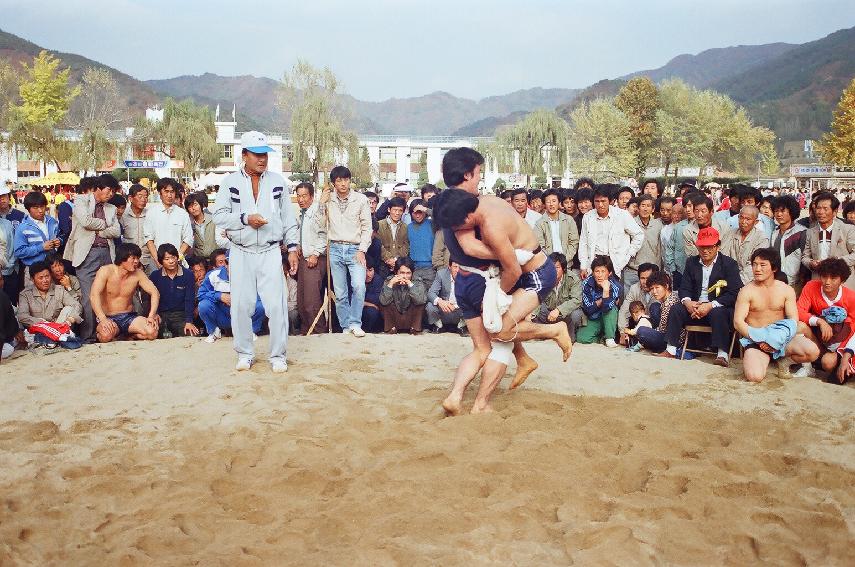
[615,77,660,178]
[819,77,855,166]
[8,50,80,171]
[0,61,19,130]
[68,67,127,174]
[133,98,219,178]
[566,98,637,180]
[277,59,354,183]
[495,109,569,186]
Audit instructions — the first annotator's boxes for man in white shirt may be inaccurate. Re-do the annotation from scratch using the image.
[533,189,579,261]
[578,186,644,279]
[144,178,193,271]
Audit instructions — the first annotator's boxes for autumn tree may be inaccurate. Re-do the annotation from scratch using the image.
[615,77,660,177]
[0,61,19,130]
[277,59,355,183]
[818,77,855,166]
[8,51,80,171]
[566,99,637,179]
[68,67,127,174]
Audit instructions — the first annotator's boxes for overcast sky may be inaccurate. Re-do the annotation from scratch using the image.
[2,0,854,101]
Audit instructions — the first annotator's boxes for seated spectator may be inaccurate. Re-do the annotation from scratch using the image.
[362,263,384,333]
[533,252,583,340]
[149,243,200,339]
[13,191,61,270]
[282,254,300,334]
[618,263,658,345]
[209,248,228,269]
[197,253,264,343]
[426,260,466,335]
[90,243,160,343]
[379,257,427,334]
[657,227,743,366]
[633,271,685,354]
[17,261,82,332]
[188,256,208,294]
[623,301,651,350]
[577,255,623,347]
[797,258,855,383]
[46,253,82,302]
[0,274,17,359]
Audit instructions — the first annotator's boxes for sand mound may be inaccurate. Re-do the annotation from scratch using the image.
[0,335,853,565]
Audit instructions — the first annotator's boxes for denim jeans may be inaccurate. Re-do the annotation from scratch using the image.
[330,243,367,330]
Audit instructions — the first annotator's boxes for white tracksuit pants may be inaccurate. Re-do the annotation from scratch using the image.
[229,246,288,362]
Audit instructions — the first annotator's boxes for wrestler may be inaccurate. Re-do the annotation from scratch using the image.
[733,248,818,383]
[90,243,160,343]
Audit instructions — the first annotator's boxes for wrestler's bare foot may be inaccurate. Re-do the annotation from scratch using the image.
[509,353,538,390]
[442,395,463,416]
[555,324,573,362]
[470,402,494,414]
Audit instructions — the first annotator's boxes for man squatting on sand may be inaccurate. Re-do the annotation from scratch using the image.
[733,247,818,383]
[213,132,299,373]
[90,243,160,343]
[432,148,572,415]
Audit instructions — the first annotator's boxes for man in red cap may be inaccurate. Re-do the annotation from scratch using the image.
[658,226,743,366]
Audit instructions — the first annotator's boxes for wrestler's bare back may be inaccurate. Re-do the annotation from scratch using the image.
[456,196,539,260]
[96,264,148,316]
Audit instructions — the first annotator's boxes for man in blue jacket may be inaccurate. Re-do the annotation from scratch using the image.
[13,191,61,269]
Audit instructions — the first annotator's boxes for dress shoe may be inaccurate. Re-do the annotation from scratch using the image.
[713,356,729,367]
[655,351,676,359]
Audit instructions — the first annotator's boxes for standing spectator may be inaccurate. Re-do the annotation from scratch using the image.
[379,257,427,334]
[625,194,663,287]
[375,183,413,222]
[211,132,299,372]
[431,228,450,270]
[577,185,644,279]
[511,188,541,228]
[615,186,634,210]
[294,181,328,334]
[665,200,690,289]
[13,191,61,269]
[0,275,19,359]
[63,175,122,340]
[426,260,465,335]
[657,196,677,269]
[149,243,199,338]
[56,187,74,255]
[378,196,409,278]
[721,205,771,284]
[641,179,661,200]
[528,189,544,215]
[185,193,219,259]
[577,255,623,347]
[407,199,435,286]
[121,184,151,271]
[318,166,373,337]
[657,227,743,366]
[771,195,806,286]
[0,184,25,303]
[726,186,775,239]
[534,189,579,261]
[682,193,728,259]
[145,178,193,271]
[801,191,855,289]
[533,252,583,341]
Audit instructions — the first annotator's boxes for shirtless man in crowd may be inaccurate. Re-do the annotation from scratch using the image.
[433,188,572,413]
[90,243,160,343]
[733,248,819,383]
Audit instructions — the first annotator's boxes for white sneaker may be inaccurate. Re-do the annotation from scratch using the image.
[252,333,258,342]
[235,357,253,371]
[205,327,222,343]
[271,359,288,373]
[605,339,618,348]
[791,364,815,378]
[342,327,352,335]
[350,326,366,338]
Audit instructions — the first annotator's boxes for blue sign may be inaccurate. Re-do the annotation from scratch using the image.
[124,160,167,168]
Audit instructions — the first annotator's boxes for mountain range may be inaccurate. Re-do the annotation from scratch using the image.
[1,26,854,143]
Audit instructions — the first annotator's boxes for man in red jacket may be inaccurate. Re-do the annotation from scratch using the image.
[797,257,855,383]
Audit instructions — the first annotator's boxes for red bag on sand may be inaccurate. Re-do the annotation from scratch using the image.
[28,322,71,342]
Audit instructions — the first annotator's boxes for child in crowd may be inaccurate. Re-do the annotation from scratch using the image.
[624,300,652,352]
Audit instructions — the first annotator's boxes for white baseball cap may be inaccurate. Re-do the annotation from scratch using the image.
[240,131,276,154]
[0,186,10,196]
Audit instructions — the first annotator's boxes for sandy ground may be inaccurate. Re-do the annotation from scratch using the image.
[0,334,853,566]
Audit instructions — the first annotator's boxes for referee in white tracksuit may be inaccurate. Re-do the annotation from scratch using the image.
[213,131,299,372]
